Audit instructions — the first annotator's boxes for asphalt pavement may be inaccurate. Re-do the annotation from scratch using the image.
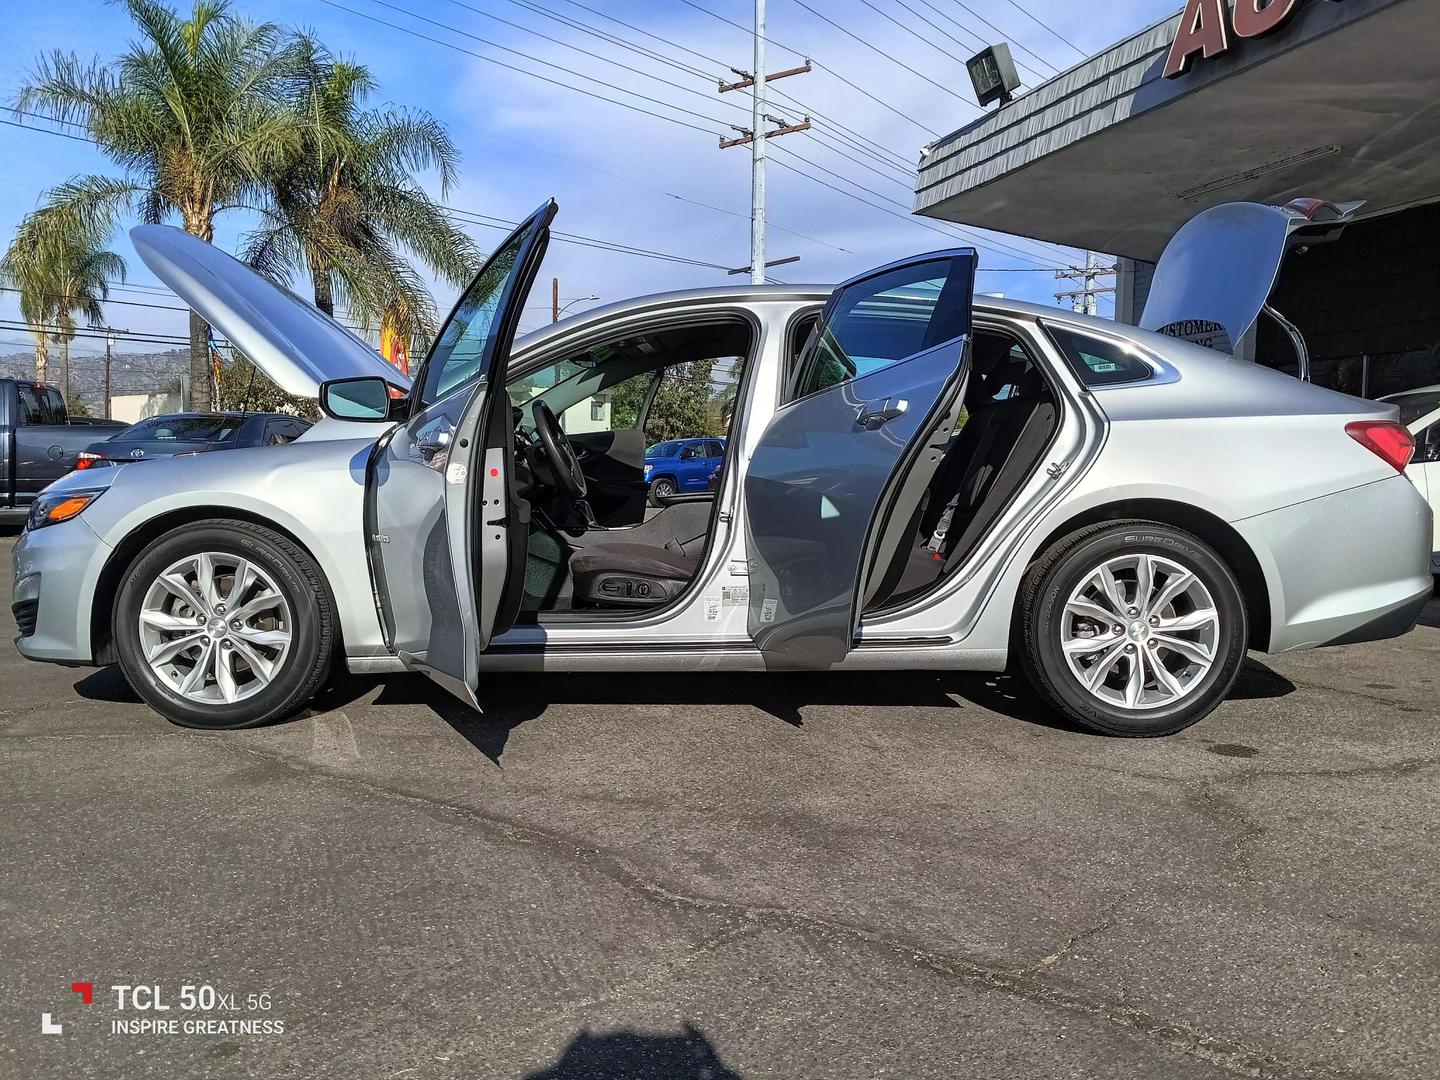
[2,529,1437,1079]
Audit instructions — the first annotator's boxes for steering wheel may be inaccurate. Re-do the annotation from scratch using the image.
[530,399,587,499]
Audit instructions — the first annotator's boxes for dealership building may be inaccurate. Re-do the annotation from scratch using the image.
[914,0,1440,399]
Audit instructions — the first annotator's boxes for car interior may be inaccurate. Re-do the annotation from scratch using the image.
[863,327,1061,612]
[506,317,753,617]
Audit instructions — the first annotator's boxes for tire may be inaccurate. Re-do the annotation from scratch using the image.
[1017,520,1247,737]
[114,520,335,729]
[648,476,677,507]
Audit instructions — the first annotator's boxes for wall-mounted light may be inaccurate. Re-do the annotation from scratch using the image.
[967,44,1021,108]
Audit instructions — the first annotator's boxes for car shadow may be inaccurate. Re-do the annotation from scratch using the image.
[73,655,1297,765]
[521,1023,742,1080]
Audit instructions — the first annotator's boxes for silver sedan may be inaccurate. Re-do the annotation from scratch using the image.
[11,201,1433,736]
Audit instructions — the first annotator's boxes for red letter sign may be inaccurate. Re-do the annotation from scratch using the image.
[1163,0,1231,78]
[1234,0,1302,38]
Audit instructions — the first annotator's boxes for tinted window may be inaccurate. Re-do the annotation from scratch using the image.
[704,441,725,457]
[118,416,247,442]
[791,254,974,401]
[1045,326,1154,387]
[1386,389,1440,426]
[15,385,46,425]
[420,228,527,406]
[45,387,66,419]
[647,441,681,458]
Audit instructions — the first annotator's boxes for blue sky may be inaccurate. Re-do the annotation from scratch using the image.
[0,0,1179,357]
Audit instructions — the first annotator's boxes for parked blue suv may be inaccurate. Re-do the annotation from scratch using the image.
[644,437,725,505]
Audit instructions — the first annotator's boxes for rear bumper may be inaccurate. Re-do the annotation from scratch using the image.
[11,517,110,665]
[1236,475,1434,653]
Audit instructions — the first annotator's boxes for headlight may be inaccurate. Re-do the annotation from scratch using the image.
[644,464,652,476]
[26,488,106,532]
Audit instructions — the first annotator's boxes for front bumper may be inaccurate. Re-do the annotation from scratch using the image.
[1236,474,1434,653]
[11,517,112,666]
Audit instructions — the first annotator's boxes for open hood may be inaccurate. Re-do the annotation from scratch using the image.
[131,225,411,398]
[1139,199,1363,354]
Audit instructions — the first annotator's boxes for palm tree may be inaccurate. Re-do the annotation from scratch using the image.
[244,38,480,355]
[0,210,124,399]
[0,216,57,384]
[16,0,307,410]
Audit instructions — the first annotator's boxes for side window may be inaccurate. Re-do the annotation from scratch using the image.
[791,255,973,402]
[1045,325,1154,387]
[704,440,725,457]
[15,385,45,425]
[679,442,701,460]
[1417,418,1440,464]
[45,387,66,421]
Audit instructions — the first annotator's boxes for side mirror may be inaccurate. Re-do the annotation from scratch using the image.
[319,377,407,422]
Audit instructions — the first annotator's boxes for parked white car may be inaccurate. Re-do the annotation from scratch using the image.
[1381,384,1440,575]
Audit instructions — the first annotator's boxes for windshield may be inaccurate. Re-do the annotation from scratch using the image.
[115,416,247,442]
[646,441,681,458]
[1386,389,1440,426]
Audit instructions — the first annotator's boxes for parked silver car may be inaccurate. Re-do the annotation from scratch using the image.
[11,201,1433,736]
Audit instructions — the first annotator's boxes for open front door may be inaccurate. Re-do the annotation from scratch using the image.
[744,249,977,669]
[368,201,556,705]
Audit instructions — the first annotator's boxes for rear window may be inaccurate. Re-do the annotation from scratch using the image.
[1385,389,1440,426]
[1044,325,1154,387]
[117,416,248,442]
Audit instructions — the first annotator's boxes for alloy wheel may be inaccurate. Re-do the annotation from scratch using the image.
[1060,552,1220,711]
[138,552,293,705]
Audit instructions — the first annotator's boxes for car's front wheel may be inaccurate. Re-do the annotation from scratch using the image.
[1018,520,1247,736]
[648,476,677,506]
[114,521,335,729]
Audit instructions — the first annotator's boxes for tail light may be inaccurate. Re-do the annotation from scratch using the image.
[1345,421,1414,473]
[73,451,105,470]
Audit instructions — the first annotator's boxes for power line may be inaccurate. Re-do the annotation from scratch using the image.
[945,0,1064,77]
[674,0,942,142]
[0,117,97,144]
[343,0,734,130]
[994,0,1091,60]
[316,0,725,135]
[788,0,978,109]
[854,0,1052,86]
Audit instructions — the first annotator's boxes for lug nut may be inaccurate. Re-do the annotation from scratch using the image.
[1149,615,1159,626]
[1112,624,1123,634]
[1125,644,1136,652]
[215,603,226,615]
[1148,640,1158,649]
[1127,607,1139,617]
[220,639,233,650]
[230,620,242,631]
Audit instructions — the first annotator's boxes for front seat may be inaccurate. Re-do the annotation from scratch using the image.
[569,541,700,608]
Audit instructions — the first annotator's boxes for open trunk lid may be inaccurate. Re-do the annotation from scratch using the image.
[1139,199,1363,355]
[131,225,410,398]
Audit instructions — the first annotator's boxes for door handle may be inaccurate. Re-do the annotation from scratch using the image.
[857,398,908,429]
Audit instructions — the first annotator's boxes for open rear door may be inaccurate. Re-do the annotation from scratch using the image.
[368,201,555,706]
[744,250,977,669]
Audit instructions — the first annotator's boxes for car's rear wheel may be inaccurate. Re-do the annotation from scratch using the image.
[648,476,676,506]
[1018,520,1247,736]
[114,521,335,729]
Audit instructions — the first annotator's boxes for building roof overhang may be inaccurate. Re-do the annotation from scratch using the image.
[913,0,1440,262]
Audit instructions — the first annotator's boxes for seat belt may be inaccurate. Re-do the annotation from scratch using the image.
[924,415,1002,556]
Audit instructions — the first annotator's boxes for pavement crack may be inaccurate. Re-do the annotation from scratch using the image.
[1021,893,1131,976]
[194,733,1358,1080]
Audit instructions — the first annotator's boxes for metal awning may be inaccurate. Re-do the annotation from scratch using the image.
[913,0,1440,261]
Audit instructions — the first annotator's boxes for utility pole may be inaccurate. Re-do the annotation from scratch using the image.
[552,277,559,323]
[1054,252,1116,315]
[719,0,811,284]
[104,328,115,419]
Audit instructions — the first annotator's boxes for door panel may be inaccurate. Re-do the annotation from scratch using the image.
[570,428,647,525]
[745,249,977,669]
[369,201,555,704]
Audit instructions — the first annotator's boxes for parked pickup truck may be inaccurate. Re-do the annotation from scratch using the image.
[1,379,125,520]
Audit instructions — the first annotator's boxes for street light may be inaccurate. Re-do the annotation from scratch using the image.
[554,294,599,322]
